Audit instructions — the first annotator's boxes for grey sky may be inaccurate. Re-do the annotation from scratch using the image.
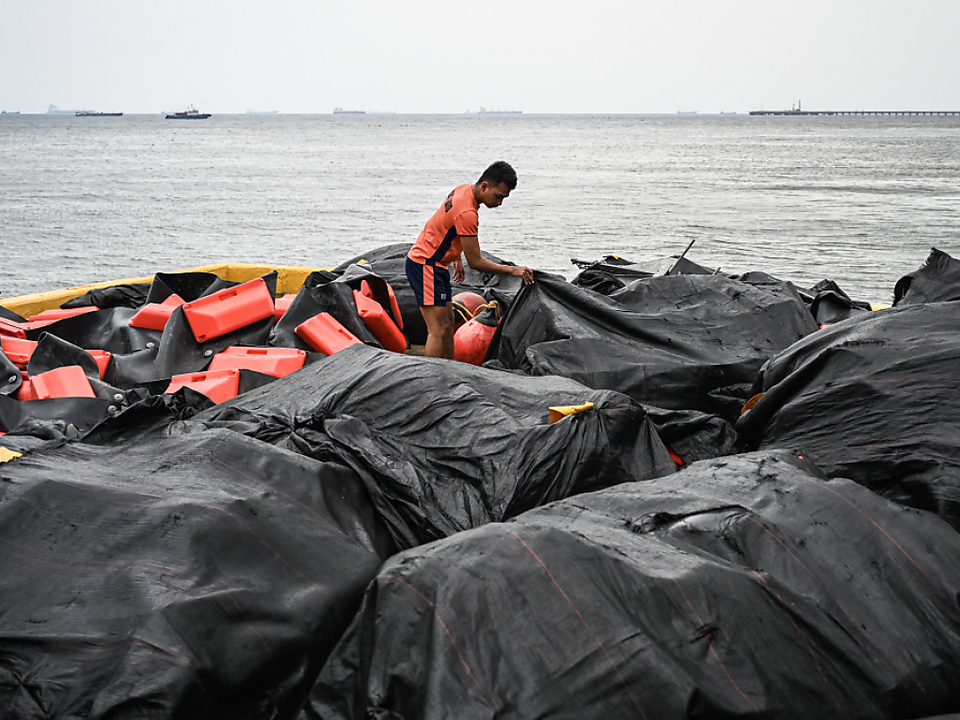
[2,0,958,114]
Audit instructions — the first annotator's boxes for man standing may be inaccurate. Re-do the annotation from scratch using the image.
[406,160,534,358]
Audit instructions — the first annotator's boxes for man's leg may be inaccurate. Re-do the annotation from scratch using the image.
[421,304,455,359]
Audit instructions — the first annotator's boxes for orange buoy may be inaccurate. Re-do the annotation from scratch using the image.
[453,302,500,366]
[182,278,275,343]
[30,365,96,400]
[129,293,185,331]
[353,290,407,353]
[209,346,306,378]
[165,369,241,404]
[295,313,363,355]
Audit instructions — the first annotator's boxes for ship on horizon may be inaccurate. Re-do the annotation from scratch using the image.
[477,107,522,114]
[75,110,123,117]
[333,107,365,114]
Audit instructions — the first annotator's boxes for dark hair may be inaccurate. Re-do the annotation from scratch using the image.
[478,160,517,190]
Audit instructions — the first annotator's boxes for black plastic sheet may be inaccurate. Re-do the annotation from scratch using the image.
[306,450,960,720]
[737,300,960,529]
[196,343,678,549]
[0,428,392,719]
[487,272,818,417]
[894,247,960,306]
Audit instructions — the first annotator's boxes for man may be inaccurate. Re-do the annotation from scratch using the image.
[406,160,534,359]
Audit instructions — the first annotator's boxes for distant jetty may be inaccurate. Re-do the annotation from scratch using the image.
[750,109,960,116]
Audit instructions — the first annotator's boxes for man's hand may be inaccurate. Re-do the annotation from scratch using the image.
[511,265,535,284]
[452,258,465,284]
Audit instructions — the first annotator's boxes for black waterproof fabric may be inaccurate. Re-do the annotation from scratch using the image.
[737,300,960,530]
[807,279,874,325]
[306,450,960,720]
[488,272,818,417]
[61,282,152,310]
[0,428,393,719]
[894,247,960,306]
[196,343,678,549]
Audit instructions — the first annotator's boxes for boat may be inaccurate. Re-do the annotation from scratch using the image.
[333,108,365,114]
[165,106,211,120]
[477,107,522,114]
[75,110,123,117]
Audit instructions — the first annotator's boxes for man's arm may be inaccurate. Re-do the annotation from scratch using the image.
[460,235,534,284]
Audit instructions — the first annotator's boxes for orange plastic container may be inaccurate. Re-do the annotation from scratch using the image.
[129,294,185,331]
[86,350,113,379]
[27,307,99,323]
[30,365,96,400]
[0,318,28,339]
[361,279,404,330]
[182,278,275,343]
[0,336,38,368]
[353,290,407,353]
[165,369,240,404]
[295,313,362,355]
[274,294,295,323]
[14,373,34,401]
[454,316,498,366]
[208,346,306,378]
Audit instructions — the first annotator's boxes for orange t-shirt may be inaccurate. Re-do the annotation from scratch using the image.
[408,184,479,267]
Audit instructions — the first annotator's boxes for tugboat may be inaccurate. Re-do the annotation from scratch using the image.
[165,106,211,120]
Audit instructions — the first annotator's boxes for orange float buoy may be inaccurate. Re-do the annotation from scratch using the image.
[295,312,363,355]
[353,290,408,353]
[453,302,500,366]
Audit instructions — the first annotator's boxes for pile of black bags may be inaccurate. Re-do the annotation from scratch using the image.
[2,246,960,719]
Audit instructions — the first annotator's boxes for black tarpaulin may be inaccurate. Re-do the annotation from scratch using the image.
[736,300,960,530]
[0,427,392,719]
[894,247,960,306]
[487,272,818,418]
[305,450,960,720]
[196,343,677,549]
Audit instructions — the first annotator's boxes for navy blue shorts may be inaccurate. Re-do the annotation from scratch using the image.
[406,258,451,307]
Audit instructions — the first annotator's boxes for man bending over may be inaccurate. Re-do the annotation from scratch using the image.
[406,160,534,358]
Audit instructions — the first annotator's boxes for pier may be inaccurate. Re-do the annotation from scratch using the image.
[750,109,960,116]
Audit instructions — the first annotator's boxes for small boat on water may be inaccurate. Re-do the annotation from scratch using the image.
[165,106,211,120]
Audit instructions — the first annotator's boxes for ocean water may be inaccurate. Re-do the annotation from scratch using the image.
[2,112,959,304]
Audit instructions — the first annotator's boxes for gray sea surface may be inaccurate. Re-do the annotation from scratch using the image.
[2,112,958,303]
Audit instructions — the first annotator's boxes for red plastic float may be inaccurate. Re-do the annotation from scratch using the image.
[295,313,362,355]
[0,337,37,368]
[208,346,306,378]
[453,304,500,366]
[182,278,274,343]
[353,290,407,353]
[27,307,99,323]
[274,294,295,323]
[86,350,112,379]
[129,294,185,331]
[165,369,240,404]
[30,365,96,400]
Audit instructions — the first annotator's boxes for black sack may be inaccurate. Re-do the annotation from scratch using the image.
[306,450,960,720]
[894,247,960,306]
[487,272,818,416]
[197,343,677,550]
[0,428,390,719]
[737,300,960,530]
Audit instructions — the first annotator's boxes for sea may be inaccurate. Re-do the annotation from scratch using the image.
[2,112,959,304]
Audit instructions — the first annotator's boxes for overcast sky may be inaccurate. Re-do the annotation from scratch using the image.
[2,0,958,114]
